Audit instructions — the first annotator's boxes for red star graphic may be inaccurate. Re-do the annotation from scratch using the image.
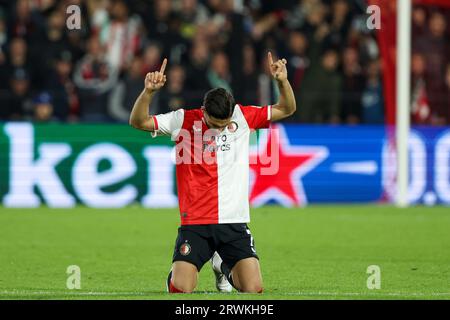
[249,125,328,206]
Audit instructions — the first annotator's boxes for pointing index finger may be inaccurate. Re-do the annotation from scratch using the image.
[160,58,167,74]
[268,51,274,66]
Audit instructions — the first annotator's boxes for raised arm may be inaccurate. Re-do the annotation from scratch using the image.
[129,58,167,131]
[267,52,296,122]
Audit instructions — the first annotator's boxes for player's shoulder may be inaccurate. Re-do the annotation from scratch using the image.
[181,107,203,120]
[237,104,266,110]
[234,104,271,129]
[175,107,203,128]
[234,104,267,118]
[231,104,251,124]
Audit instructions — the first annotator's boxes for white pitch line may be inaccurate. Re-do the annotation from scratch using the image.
[280,292,450,297]
[1,290,450,297]
[0,291,149,296]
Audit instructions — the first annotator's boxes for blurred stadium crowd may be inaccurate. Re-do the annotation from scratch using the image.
[0,0,448,125]
[411,5,449,126]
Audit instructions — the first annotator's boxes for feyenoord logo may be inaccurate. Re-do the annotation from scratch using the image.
[227,121,238,133]
[179,242,191,256]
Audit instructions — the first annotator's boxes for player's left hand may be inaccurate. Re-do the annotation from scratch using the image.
[144,58,167,93]
[268,51,288,82]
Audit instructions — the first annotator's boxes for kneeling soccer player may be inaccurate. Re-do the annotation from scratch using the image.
[129,52,296,293]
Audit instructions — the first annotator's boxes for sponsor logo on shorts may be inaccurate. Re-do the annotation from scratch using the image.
[180,242,191,256]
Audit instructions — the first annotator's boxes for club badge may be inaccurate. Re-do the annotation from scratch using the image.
[227,121,238,133]
[179,243,191,256]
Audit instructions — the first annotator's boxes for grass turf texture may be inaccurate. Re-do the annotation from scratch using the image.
[0,206,449,300]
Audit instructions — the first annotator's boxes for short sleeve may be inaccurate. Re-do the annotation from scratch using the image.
[151,109,185,138]
[239,105,271,129]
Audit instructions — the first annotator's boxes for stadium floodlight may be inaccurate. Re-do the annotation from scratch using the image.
[396,0,412,207]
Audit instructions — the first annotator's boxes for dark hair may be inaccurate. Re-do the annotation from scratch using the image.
[203,88,235,120]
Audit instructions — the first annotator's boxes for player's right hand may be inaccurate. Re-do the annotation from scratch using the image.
[145,58,167,93]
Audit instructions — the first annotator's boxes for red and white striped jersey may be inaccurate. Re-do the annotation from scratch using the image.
[151,104,271,225]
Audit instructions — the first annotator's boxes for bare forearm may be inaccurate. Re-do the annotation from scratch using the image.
[275,79,296,116]
[267,53,296,121]
[129,59,167,131]
[129,89,155,130]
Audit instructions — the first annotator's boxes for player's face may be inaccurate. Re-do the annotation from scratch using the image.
[203,111,231,132]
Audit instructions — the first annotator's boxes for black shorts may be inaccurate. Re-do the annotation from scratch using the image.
[172,223,259,271]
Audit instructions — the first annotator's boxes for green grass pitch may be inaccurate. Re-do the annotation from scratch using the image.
[0,206,449,300]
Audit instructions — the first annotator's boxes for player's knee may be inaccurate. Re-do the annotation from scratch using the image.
[170,280,195,293]
[170,261,198,293]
